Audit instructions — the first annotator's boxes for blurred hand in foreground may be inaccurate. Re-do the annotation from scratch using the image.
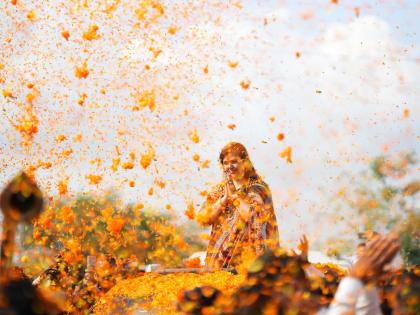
[349,234,400,283]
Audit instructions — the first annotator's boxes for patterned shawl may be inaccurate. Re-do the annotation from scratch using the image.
[203,179,279,269]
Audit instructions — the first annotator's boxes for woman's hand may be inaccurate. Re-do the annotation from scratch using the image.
[227,176,237,196]
[221,176,237,206]
[220,185,229,206]
[197,184,230,225]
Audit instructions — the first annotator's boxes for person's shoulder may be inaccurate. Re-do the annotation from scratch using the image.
[247,180,273,205]
[248,180,271,195]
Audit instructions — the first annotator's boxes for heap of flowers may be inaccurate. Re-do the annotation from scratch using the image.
[93,271,245,314]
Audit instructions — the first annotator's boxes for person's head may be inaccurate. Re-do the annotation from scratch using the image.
[356,242,366,257]
[219,142,258,182]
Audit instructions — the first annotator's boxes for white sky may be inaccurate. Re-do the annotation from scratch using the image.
[0,0,419,249]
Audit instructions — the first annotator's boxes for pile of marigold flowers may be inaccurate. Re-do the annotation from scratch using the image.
[92,251,345,315]
[93,271,245,314]
[91,253,418,315]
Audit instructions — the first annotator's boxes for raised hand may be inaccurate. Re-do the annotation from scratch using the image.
[220,175,237,206]
[219,183,229,207]
[297,235,309,262]
[226,175,236,196]
[349,234,400,283]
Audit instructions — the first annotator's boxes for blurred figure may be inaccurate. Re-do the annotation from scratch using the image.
[0,173,64,314]
[326,234,401,315]
[2,269,64,315]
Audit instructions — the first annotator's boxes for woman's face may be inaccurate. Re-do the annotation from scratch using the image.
[222,152,246,180]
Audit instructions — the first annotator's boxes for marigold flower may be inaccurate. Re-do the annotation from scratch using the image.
[56,134,67,142]
[134,90,155,111]
[140,146,155,169]
[367,199,379,209]
[122,161,134,169]
[155,179,165,188]
[111,158,120,171]
[2,89,13,98]
[101,207,113,219]
[57,180,68,195]
[61,30,70,40]
[280,146,292,163]
[26,93,36,104]
[184,257,201,268]
[61,149,73,157]
[73,134,82,142]
[82,25,100,41]
[33,229,41,240]
[27,10,35,20]
[75,62,89,79]
[201,160,210,168]
[240,80,251,89]
[168,26,177,34]
[189,129,200,143]
[134,203,144,212]
[107,217,126,235]
[62,209,75,224]
[277,133,285,141]
[86,174,102,184]
[228,61,239,68]
[184,201,195,220]
[78,93,87,105]
[15,107,39,144]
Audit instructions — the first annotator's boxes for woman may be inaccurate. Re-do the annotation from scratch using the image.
[197,142,279,269]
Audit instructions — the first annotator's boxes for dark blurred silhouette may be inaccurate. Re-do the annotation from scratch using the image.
[0,172,65,314]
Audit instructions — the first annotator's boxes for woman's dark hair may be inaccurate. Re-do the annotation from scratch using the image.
[219,142,259,181]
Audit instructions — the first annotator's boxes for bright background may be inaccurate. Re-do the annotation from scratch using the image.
[1,0,419,248]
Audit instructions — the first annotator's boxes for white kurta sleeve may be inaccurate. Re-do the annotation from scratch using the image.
[326,277,382,315]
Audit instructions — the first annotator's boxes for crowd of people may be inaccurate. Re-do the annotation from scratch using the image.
[178,234,418,315]
[0,231,417,314]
